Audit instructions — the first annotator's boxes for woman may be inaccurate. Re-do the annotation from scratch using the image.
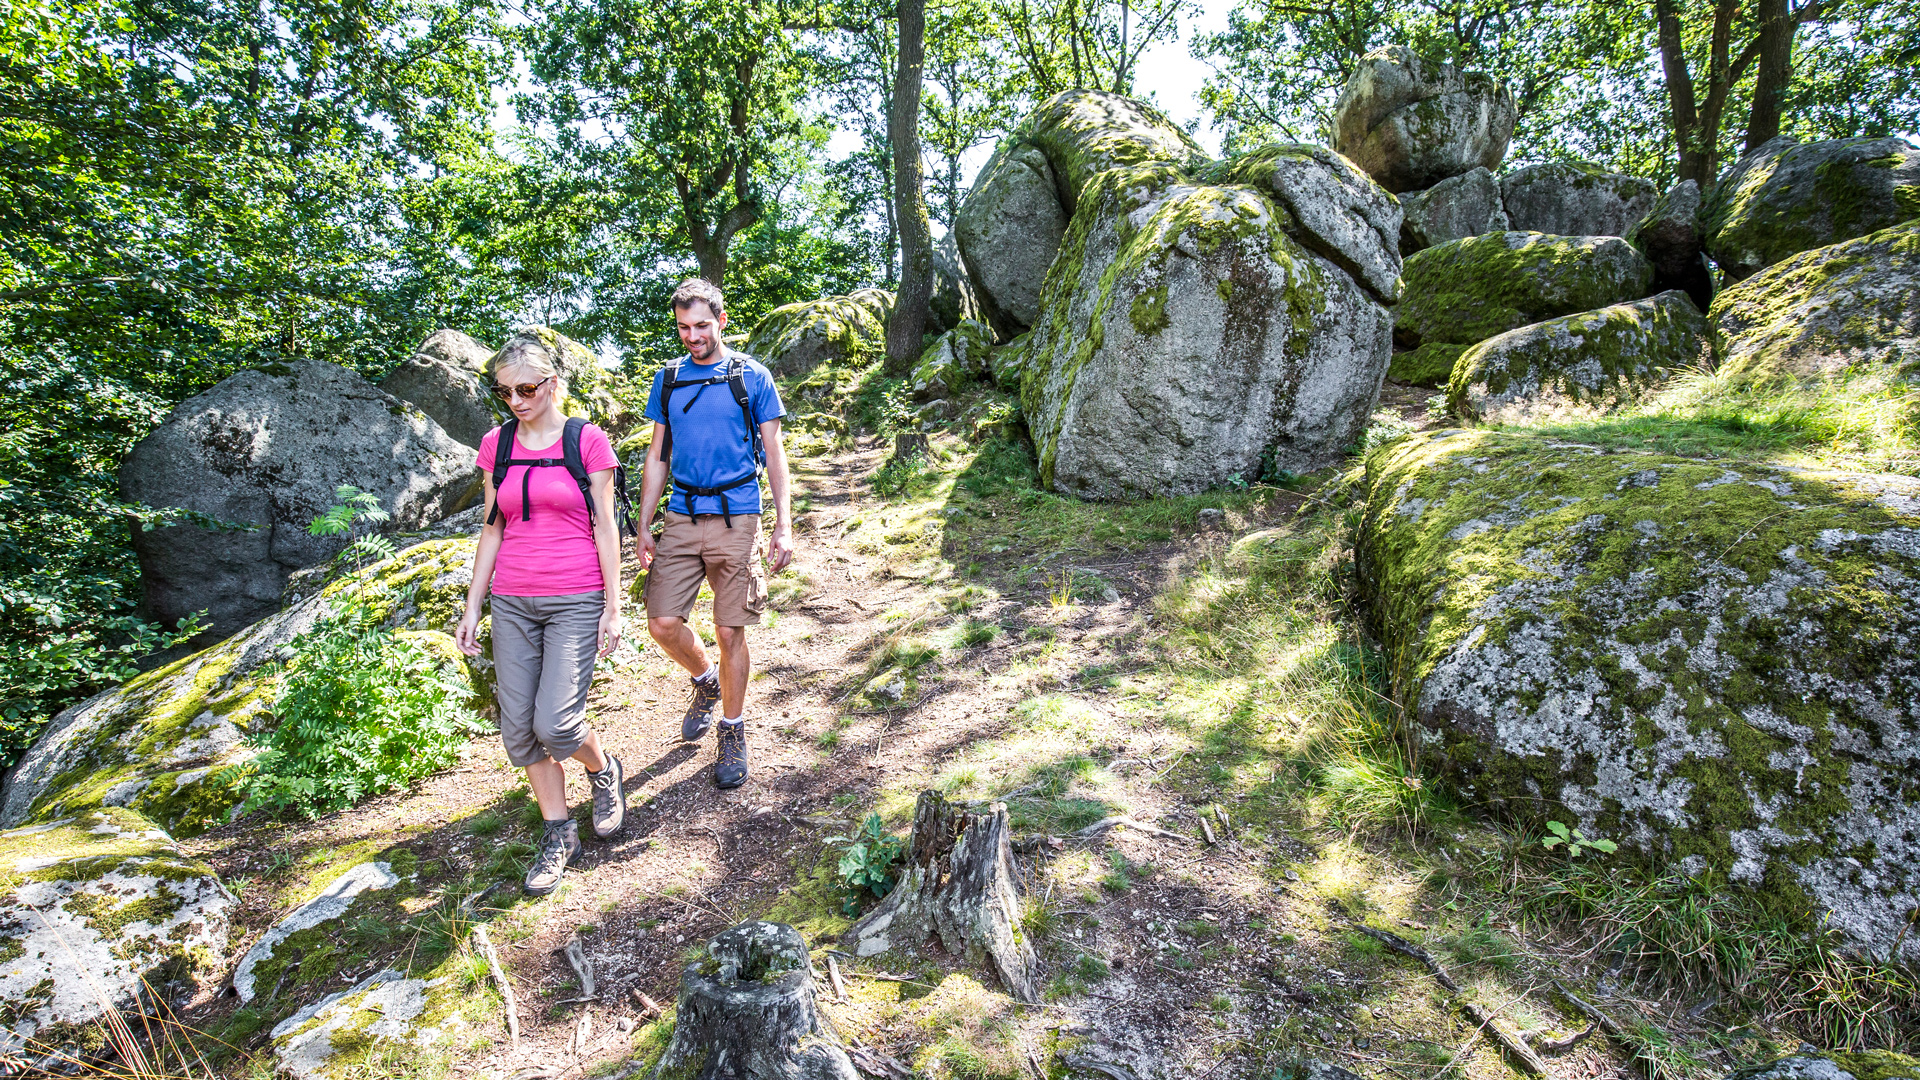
[455,336,627,896]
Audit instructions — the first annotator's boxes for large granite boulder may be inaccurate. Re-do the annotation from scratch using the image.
[1627,180,1714,310]
[1398,166,1509,255]
[379,329,495,448]
[0,808,233,1064]
[121,358,480,636]
[1449,291,1714,423]
[1712,218,1920,383]
[1357,429,1920,963]
[1703,135,1920,280]
[910,320,995,402]
[1021,154,1398,497]
[0,537,485,837]
[486,326,621,433]
[1395,232,1655,349]
[1499,162,1657,238]
[929,234,983,333]
[1331,46,1515,194]
[954,90,1207,338]
[745,294,889,377]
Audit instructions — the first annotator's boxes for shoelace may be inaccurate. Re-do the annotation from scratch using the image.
[591,769,616,791]
[719,726,746,767]
[538,830,570,869]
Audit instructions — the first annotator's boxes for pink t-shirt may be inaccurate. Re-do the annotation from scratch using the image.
[476,423,618,596]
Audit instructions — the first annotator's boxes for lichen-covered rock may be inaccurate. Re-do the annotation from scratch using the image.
[1712,218,1920,383]
[1450,291,1714,423]
[1021,164,1394,497]
[1627,180,1714,311]
[1703,135,1920,280]
[745,294,888,377]
[0,809,232,1062]
[1332,46,1516,194]
[1733,1049,1920,1080]
[954,90,1206,338]
[270,967,477,1080]
[232,861,402,1003]
[1395,232,1655,349]
[929,234,983,333]
[1398,166,1509,255]
[0,537,485,837]
[380,330,495,449]
[120,358,481,636]
[1215,142,1404,304]
[989,332,1032,392]
[1356,429,1920,963]
[1499,162,1657,238]
[1388,342,1471,388]
[486,326,622,434]
[910,320,995,402]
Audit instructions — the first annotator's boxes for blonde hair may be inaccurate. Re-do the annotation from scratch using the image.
[490,336,568,397]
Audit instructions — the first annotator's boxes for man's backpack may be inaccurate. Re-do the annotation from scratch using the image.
[487,417,637,538]
[656,352,762,527]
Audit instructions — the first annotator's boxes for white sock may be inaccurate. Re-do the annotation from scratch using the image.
[721,715,744,727]
[694,664,718,684]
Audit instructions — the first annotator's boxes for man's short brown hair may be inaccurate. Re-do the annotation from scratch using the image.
[671,278,725,318]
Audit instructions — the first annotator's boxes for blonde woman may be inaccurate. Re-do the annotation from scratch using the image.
[455,335,627,896]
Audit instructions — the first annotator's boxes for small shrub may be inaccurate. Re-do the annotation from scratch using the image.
[827,813,904,914]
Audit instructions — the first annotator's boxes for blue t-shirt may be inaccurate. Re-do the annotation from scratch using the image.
[643,350,786,517]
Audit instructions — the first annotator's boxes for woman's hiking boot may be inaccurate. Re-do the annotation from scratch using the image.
[589,755,626,839]
[683,671,722,742]
[715,720,748,790]
[524,819,581,896]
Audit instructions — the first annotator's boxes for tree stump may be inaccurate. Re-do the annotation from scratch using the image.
[848,791,1038,1002]
[652,921,857,1080]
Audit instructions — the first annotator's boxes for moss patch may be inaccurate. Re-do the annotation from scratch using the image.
[1395,232,1654,349]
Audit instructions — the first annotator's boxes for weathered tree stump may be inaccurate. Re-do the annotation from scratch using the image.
[848,790,1038,1002]
[652,921,857,1080]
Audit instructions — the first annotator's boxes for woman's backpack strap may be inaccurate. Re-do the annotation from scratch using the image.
[485,418,520,527]
[561,417,597,525]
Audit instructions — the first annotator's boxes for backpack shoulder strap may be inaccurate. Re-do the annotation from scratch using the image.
[727,353,763,467]
[658,360,681,467]
[561,417,596,525]
[485,419,519,526]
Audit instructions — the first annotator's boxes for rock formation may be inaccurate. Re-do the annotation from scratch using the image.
[1395,232,1654,350]
[1332,46,1516,194]
[232,861,403,1002]
[745,293,890,376]
[1627,180,1714,310]
[270,968,469,1080]
[1357,429,1920,964]
[929,234,983,333]
[1702,135,1920,280]
[379,329,496,448]
[1449,291,1715,423]
[1499,162,1657,238]
[1398,166,1509,255]
[911,319,995,401]
[120,358,480,637]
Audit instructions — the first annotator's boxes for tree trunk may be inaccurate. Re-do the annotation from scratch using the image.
[848,791,1039,1002]
[886,0,934,377]
[1654,0,1704,184]
[1746,0,1794,150]
[652,921,858,1080]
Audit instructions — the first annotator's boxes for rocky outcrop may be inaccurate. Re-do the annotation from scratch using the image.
[232,861,403,1003]
[1021,155,1397,498]
[1499,162,1656,238]
[910,320,995,401]
[1627,180,1714,310]
[1357,429,1920,964]
[1331,46,1515,194]
[271,968,473,1080]
[746,294,890,377]
[487,326,620,431]
[1734,1050,1920,1080]
[379,330,496,448]
[929,234,983,333]
[954,90,1206,338]
[1398,166,1508,255]
[120,358,480,637]
[0,809,233,1063]
[1395,232,1655,349]
[1703,135,1920,280]
[1712,218,1920,383]
[0,537,485,837]
[1450,291,1714,423]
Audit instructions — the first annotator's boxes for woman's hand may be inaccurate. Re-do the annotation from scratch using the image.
[598,605,622,659]
[455,609,483,657]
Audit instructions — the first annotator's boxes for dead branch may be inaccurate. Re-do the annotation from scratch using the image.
[471,925,520,1049]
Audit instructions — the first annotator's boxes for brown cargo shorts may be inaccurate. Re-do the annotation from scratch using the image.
[643,511,767,627]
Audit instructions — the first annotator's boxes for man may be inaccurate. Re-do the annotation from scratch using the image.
[636,278,795,790]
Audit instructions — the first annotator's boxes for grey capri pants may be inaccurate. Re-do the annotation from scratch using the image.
[490,591,602,767]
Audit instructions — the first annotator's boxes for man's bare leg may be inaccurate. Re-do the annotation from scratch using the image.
[714,625,748,719]
[648,616,709,675]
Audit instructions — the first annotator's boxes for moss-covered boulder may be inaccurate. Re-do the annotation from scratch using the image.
[1398,166,1509,255]
[1021,161,1395,497]
[1712,218,1920,384]
[989,332,1032,392]
[485,326,623,435]
[232,861,403,1003]
[1395,232,1655,350]
[1702,135,1920,281]
[1331,46,1515,194]
[1356,429,1920,963]
[1734,1049,1920,1080]
[380,329,496,448]
[270,966,481,1080]
[0,808,233,1063]
[910,320,995,402]
[745,294,889,377]
[1449,291,1714,423]
[0,537,486,838]
[1499,162,1657,238]
[1388,342,1470,388]
[1627,180,1714,311]
[1214,142,1403,304]
[954,90,1207,338]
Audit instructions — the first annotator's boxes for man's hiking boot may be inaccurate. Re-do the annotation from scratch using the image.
[683,672,722,742]
[524,819,581,896]
[715,721,748,790]
[589,755,626,839]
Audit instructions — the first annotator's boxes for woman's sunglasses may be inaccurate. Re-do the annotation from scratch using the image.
[490,375,552,402]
